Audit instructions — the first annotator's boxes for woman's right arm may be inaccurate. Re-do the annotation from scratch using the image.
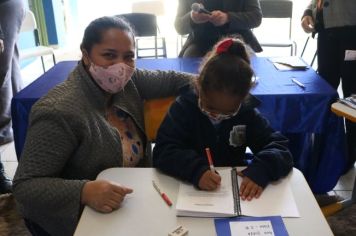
[174,0,194,35]
[303,1,313,17]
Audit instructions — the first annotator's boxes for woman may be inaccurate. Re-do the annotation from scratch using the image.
[175,0,262,57]
[13,16,191,236]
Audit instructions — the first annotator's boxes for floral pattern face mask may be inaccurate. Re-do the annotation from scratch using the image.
[89,62,135,94]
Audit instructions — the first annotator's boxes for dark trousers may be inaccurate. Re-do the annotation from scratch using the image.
[0,0,25,144]
[317,26,356,169]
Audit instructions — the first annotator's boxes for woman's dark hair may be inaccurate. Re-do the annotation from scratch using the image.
[197,38,254,98]
[80,16,135,54]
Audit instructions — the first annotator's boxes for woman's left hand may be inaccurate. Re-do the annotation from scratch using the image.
[209,11,229,26]
[237,172,263,201]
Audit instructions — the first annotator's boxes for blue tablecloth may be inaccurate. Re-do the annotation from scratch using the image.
[11,57,347,193]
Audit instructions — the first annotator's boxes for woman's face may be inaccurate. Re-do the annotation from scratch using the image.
[199,89,242,118]
[83,28,135,68]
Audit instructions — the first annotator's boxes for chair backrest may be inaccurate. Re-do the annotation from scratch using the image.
[131,1,165,16]
[259,0,293,18]
[259,0,293,38]
[144,97,175,141]
[19,9,56,72]
[119,13,158,37]
[118,13,166,58]
[20,9,41,46]
[20,9,37,33]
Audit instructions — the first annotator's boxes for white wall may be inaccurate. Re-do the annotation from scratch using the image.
[61,0,313,57]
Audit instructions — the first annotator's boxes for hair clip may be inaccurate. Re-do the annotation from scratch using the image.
[216,38,233,54]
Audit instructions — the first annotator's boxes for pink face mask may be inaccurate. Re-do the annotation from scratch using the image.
[89,62,135,93]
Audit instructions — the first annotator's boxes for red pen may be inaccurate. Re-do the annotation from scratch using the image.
[205,147,216,172]
[152,180,172,206]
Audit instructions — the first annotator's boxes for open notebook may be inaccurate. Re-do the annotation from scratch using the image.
[176,168,299,218]
[269,56,308,71]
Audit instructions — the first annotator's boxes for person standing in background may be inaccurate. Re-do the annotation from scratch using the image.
[301,0,356,173]
[175,0,262,57]
[0,0,25,193]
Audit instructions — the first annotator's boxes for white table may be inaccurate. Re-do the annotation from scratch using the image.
[74,168,333,236]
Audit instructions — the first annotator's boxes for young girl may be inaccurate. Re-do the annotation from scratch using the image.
[153,38,293,201]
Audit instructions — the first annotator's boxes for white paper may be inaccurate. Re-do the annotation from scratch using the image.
[230,220,275,236]
[269,56,308,69]
[239,176,300,217]
[344,50,356,61]
[176,168,235,217]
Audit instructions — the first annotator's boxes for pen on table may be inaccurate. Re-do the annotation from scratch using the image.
[291,78,306,89]
[152,180,172,206]
[205,147,216,172]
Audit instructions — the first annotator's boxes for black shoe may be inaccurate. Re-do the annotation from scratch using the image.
[0,162,12,194]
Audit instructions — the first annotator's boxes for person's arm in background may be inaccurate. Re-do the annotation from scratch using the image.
[301,1,315,33]
[174,0,197,35]
[0,23,4,54]
[132,68,194,100]
[222,0,262,31]
[241,109,293,190]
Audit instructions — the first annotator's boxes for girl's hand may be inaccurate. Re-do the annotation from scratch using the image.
[237,172,263,201]
[81,180,133,213]
[198,170,221,190]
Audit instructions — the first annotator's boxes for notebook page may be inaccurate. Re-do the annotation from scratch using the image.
[239,176,300,217]
[176,168,236,217]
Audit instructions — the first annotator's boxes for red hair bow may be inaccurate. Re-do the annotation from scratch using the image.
[216,38,233,54]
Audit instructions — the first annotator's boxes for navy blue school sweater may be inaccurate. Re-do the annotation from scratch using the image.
[153,86,293,188]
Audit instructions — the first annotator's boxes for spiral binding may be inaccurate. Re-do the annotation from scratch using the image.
[231,168,241,216]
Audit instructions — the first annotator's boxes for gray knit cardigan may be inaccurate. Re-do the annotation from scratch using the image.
[13,61,192,236]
